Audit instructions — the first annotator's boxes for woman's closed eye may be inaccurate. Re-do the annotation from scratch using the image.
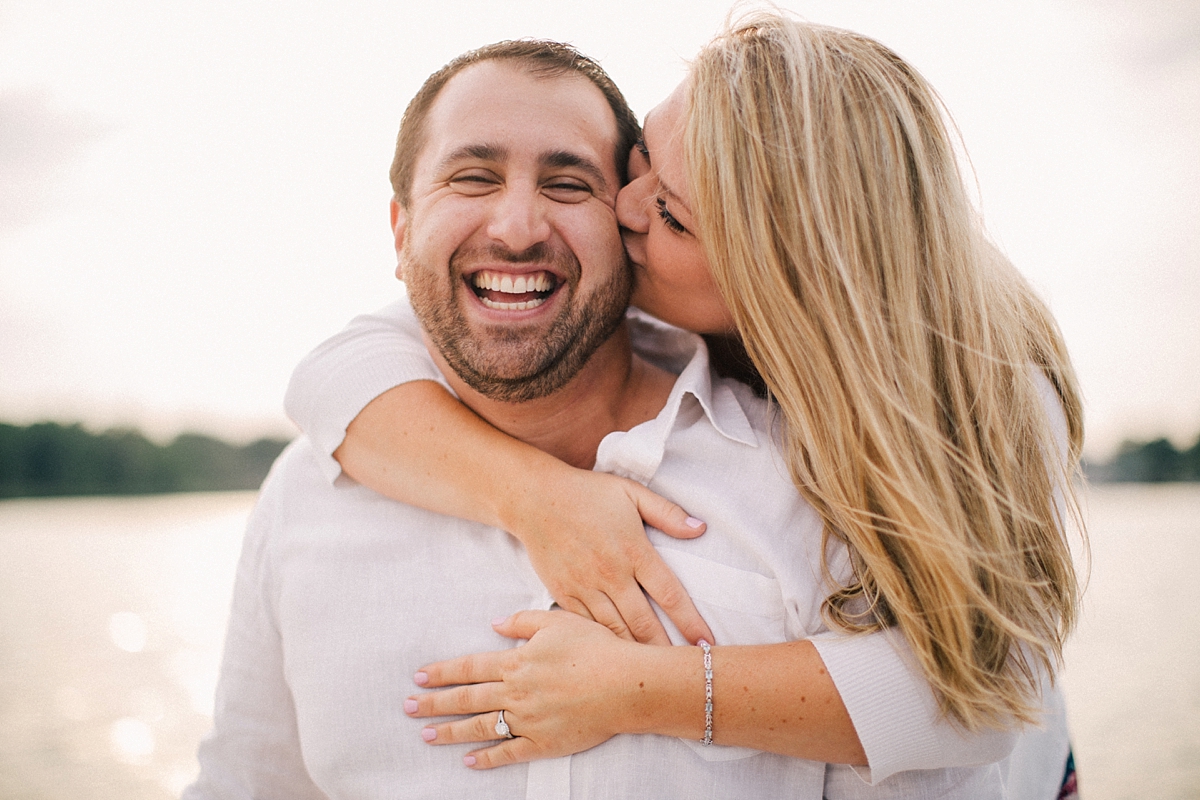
[656,197,688,234]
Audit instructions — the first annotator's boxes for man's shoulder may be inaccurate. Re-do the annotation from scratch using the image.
[259,437,331,497]
[249,437,361,531]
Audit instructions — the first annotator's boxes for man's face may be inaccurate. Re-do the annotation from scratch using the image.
[395,60,630,403]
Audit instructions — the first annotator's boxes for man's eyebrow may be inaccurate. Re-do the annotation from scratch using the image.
[542,150,609,192]
[436,143,508,171]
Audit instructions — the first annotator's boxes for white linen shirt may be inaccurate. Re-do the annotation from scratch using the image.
[281,299,1077,790]
[184,308,1052,800]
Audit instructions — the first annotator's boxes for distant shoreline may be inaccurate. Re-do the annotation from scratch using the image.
[1,421,1197,499]
[1082,436,1200,484]
[0,422,290,500]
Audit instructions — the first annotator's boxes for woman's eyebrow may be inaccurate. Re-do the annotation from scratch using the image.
[657,177,693,215]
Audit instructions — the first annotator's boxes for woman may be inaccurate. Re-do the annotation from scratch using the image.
[286,13,1083,795]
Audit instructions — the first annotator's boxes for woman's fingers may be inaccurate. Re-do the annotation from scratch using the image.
[418,710,512,746]
[464,736,543,769]
[633,550,715,645]
[407,680,500,718]
[602,581,672,646]
[495,608,573,640]
[572,588,647,644]
[629,481,706,540]
[414,648,506,690]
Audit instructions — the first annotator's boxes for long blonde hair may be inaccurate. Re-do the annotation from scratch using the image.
[686,13,1084,729]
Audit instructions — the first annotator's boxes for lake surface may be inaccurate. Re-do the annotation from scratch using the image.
[0,485,1197,799]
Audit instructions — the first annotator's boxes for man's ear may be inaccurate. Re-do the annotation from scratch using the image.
[390,198,408,281]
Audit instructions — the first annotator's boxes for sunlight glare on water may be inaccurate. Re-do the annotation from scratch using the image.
[0,486,1197,798]
[110,611,149,653]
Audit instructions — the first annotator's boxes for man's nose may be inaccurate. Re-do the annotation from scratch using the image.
[487,189,552,251]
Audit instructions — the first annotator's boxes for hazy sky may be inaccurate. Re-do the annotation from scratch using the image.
[1,0,1197,457]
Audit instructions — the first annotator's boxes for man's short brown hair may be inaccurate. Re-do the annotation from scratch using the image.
[389,39,641,208]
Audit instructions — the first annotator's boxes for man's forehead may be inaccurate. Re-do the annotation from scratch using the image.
[418,60,619,172]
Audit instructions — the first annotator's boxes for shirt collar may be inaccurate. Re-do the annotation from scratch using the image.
[594,311,759,484]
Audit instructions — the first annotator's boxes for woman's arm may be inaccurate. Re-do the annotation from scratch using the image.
[285,300,715,646]
[406,611,1017,780]
[406,611,864,765]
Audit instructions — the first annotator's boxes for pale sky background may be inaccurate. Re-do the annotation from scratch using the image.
[0,0,1197,459]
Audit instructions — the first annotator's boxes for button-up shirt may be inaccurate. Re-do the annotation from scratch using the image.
[186,304,1062,799]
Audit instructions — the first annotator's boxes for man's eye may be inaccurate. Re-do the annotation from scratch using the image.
[449,172,500,194]
[544,181,591,202]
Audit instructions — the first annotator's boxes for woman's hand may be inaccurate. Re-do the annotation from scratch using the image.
[505,469,714,646]
[405,610,651,769]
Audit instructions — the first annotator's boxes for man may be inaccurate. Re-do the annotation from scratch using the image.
[185,41,1011,800]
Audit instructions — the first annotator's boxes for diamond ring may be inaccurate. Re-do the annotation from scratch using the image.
[495,709,514,739]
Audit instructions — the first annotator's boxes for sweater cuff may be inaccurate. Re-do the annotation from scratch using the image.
[810,629,943,784]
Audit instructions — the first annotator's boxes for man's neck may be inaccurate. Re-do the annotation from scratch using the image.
[428,323,675,469]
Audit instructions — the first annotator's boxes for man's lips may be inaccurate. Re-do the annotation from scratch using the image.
[468,269,559,311]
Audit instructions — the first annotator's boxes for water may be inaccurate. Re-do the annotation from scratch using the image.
[0,493,249,799]
[0,485,1197,799]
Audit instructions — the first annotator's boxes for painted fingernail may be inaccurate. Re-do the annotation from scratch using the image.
[413,671,429,686]
[686,516,705,528]
[463,755,477,767]
[404,698,419,714]
[492,616,507,627]
[422,726,437,742]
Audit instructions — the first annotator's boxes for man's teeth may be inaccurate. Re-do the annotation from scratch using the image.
[472,271,554,294]
[471,270,554,310]
[480,296,544,310]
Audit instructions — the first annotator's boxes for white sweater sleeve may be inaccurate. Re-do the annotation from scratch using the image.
[283,298,446,483]
[811,630,1018,784]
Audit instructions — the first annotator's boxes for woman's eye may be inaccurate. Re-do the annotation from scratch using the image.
[656,197,687,233]
[634,138,649,158]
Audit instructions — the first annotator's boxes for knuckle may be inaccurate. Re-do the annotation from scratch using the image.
[458,656,481,684]
[474,714,495,741]
[627,612,658,639]
[604,618,631,638]
[651,581,686,612]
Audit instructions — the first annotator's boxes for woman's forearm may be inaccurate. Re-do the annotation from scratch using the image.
[629,639,866,763]
[335,380,564,531]
[411,612,866,767]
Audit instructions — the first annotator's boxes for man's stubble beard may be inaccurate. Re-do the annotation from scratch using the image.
[403,239,632,403]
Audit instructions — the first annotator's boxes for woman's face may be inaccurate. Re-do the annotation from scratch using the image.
[616,81,736,335]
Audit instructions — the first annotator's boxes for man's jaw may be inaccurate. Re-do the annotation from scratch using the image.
[467,269,561,312]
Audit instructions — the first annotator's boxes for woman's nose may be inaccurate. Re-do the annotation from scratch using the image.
[616,173,652,235]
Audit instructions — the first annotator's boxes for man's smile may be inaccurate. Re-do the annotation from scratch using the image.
[468,269,560,311]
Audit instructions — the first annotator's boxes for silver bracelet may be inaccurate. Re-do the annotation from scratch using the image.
[698,639,713,746]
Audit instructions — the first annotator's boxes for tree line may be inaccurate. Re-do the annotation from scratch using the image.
[1,420,1197,499]
[0,422,291,499]
[1084,435,1200,483]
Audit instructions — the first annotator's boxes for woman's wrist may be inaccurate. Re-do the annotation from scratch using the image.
[621,642,709,741]
[490,448,581,545]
